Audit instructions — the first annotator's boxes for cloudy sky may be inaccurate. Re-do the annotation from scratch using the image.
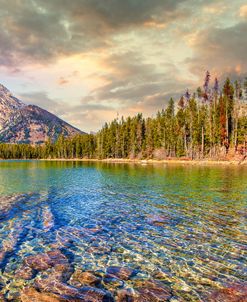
[0,0,246,132]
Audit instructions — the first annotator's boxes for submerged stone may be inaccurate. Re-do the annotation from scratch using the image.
[106,266,135,281]
[69,270,102,287]
[134,280,172,301]
[25,253,52,271]
[207,283,247,302]
[42,206,54,232]
[79,287,114,302]
[147,214,171,226]
[24,249,70,276]
[103,275,125,289]
[0,163,246,302]
[35,274,79,296]
[20,287,64,302]
[35,278,114,302]
[116,288,137,302]
[153,270,171,281]
[15,264,34,280]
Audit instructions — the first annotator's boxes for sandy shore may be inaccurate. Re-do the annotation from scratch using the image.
[39,158,247,166]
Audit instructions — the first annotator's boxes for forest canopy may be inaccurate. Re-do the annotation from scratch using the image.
[1,72,247,160]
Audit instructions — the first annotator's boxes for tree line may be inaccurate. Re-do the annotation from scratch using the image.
[1,72,247,160]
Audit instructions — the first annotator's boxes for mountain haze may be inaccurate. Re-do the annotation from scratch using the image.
[0,84,83,144]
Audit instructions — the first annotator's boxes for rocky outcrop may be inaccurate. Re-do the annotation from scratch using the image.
[0,84,25,130]
[0,84,84,144]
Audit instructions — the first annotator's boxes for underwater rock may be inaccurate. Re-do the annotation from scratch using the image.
[20,287,65,302]
[35,267,112,301]
[25,253,52,271]
[15,264,34,280]
[35,276,114,302]
[79,287,114,302]
[55,230,75,248]
[84,224,103,234]
[69,270,102,287]
[87,245,111,255]
[116,288,137,302]
[172,280,192,292]
[24,249,70,274]
[207,283,247,301]
[42,206,54,232]
[134,280,172,301]
[146,214,171,226]
[106,266,135,281]
[103,275,125,289]
[0,220,23,266]
[153,270,171,281]
[0,194,25,220]
[47,250,70,270]
[55,226,96,248]
[35,277,82,297]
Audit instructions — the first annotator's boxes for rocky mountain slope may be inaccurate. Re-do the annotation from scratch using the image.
[0,84,83,144]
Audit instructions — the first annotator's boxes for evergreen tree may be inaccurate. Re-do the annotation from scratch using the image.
[1,74,246,160]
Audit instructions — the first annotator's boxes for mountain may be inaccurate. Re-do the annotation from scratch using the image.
[0,84,84,144]
[0,84,25,129]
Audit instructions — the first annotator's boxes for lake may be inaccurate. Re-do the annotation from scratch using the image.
[0,160,246,301]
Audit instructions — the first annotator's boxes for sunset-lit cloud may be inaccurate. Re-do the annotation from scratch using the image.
[240,4,247,17]
[0,0,246,132]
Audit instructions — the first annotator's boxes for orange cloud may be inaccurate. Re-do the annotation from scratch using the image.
[235,64,242,74]
[58,77,69,86]
[203,3,227,15]
[143,21,167,29]
[240,4,247,18]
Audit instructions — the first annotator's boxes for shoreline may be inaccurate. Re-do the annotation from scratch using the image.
[37,158,247,166]
[1,158,247,166]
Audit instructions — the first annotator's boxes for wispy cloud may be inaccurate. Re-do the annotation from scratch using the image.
[0,0,246,132]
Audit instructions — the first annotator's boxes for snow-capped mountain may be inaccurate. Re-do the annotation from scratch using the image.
[0,84,83,144]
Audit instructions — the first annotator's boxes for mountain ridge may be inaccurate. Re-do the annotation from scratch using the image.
[0,84,84,144]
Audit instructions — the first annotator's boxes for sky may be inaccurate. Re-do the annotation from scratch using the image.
[0,0,247,132]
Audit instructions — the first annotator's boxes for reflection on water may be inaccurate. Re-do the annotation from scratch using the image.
[0,160,246,301]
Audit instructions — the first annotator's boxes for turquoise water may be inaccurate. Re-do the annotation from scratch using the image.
[0,160,246,301]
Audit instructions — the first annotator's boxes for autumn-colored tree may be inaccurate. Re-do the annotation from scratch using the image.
[1,74,246,160]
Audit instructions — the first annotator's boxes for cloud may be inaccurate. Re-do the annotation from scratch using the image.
[19,91,57,107]
[0,0,186,67]
[1,0,246,132]
[186,20,247,81]
[17,55,188,131]
[14,45,197,132]
[239,4,247,18]
[80,51,192,114]
[18,90,121,131]
[58,77,69,86]
[203,2,228,15]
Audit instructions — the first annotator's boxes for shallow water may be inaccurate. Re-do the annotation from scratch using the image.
[0,160,246,301]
